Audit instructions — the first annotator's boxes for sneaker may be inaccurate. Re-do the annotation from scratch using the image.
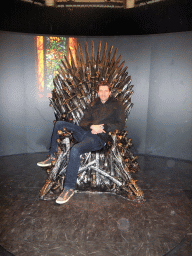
[37,155,56,167]
[56,188,75,204]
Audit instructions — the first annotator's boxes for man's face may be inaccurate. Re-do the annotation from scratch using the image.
[98,85,111,103]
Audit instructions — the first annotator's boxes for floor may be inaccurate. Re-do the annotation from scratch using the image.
[0,153,192,256]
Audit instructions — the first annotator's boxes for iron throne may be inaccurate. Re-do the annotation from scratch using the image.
[39,41,144,201]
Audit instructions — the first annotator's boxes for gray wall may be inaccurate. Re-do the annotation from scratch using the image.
[0,31,192,161]
[146,33,192,160]
[0,31,55,156]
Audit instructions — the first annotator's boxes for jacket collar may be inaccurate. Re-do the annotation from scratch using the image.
[97,96,113,105]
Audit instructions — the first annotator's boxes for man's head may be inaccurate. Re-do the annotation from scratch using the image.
[98,82,111,104]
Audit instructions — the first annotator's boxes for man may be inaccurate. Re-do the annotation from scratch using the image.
[37,82,125,204]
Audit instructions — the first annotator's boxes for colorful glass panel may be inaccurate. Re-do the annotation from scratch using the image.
[45,37,67,92]
[36,36,77,98]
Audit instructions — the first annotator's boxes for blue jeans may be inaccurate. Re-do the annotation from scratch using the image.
[50,121,105,189]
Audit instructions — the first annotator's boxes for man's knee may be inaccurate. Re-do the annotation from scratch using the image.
[70,145,81,157]
[55,121,65,130]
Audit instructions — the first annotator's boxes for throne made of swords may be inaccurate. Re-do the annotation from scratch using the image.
[39,41,144,201]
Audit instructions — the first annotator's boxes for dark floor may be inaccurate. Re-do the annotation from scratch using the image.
[0,153,192,256]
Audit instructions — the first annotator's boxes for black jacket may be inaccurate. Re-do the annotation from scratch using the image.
[79,96,125,142]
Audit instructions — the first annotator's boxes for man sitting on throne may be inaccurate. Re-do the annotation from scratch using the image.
[37,82,125,204]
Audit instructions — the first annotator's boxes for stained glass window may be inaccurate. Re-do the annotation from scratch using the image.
[36,36,77,99]
[45,37,67,93]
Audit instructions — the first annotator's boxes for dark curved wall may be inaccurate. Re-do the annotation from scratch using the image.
[1,0,192,36]
[0,31,192,161]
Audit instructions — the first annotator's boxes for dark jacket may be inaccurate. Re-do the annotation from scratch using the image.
[79,96,125,142]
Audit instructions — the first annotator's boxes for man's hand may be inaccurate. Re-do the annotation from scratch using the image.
[90,124,106,134]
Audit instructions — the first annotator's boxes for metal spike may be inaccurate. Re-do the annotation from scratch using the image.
[109,48,118,69]
[64,55,72,70]
[114,54,122,69]
[61,59,69,73]
[91,41,96,79]
[118,61,126,73]
[69,47,77,71]
[100,42,107,67]
[78,42,86,80]
[100,45,113,81]
[91,41,95,67]
[85,42,89,68]
[105,45,113,68]
[78,42,85,68]
[74,45,81,68]
[96,41,102,70]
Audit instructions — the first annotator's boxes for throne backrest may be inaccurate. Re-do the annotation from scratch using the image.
[49,41,134,126]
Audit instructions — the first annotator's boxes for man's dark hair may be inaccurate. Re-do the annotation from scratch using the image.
[98,81,112,91]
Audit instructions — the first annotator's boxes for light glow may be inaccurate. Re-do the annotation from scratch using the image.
[36,36,44,98]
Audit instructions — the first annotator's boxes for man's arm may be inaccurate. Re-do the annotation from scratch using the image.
[79,106,93,130]
[103,102,125,133]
